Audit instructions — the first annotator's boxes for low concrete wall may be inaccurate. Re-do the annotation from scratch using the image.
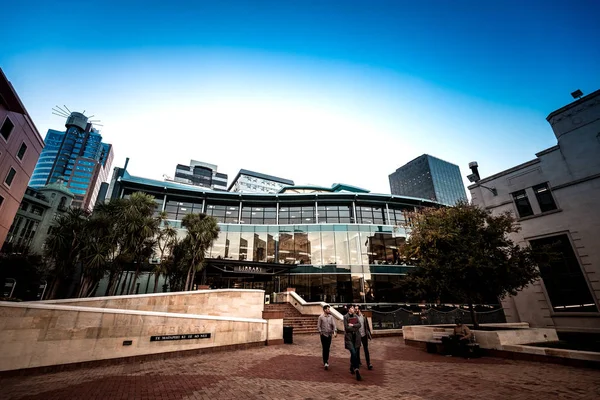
[402,324,558,350]
[0,301,273,372]
[40,289,265,319]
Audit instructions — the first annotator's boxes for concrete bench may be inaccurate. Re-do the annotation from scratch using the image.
[426,331,450,353]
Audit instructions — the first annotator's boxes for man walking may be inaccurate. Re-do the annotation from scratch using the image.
[344,304,362,381]
[356,306,373,370]
[317,304,337,370]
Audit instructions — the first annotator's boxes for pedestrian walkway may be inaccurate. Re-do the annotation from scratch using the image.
[1,335,599,399]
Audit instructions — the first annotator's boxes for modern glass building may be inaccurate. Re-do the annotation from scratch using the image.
[30,112,113,210]
[106,165,442,304]
[389,154,468,206]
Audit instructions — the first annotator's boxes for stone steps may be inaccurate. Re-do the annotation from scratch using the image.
[264,303,320,334]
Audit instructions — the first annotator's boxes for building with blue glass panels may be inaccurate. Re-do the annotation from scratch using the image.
[101,164,441,305]
[30,112,113,210]
[389,154,467,206]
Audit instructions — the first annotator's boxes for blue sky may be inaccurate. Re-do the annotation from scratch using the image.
[1,0,599,194]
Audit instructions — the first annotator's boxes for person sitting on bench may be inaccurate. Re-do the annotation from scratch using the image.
[442,318,473,356]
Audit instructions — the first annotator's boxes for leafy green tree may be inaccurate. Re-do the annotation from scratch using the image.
[181,213,220,291]
[400,202,540,328]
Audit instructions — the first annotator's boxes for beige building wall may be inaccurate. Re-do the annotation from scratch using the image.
[469,89,600,334]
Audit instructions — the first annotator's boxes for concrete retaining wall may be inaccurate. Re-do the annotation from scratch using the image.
[40,289,265,319]
[0,289,284,372]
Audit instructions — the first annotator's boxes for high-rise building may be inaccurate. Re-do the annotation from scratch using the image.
[0,68,45,248]
[172,160,228,191]
[389,154,467,205]
[228,169,294,194]
[29,112,113,210]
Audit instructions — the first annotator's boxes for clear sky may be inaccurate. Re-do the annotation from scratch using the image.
[1,0,599,194]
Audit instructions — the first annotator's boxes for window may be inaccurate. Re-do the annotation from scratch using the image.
[1,117,14,141]
[530,235,598,313]
[512,190,533,218]
[0,194,4,208]
[533,183,558,213]
[4,167,16,187]
[17,142,27,160]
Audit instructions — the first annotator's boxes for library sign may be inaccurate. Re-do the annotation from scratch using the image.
[150,333,211,342]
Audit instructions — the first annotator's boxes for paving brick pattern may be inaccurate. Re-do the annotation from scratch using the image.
[1,335,599,399]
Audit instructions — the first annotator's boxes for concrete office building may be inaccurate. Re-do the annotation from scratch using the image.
[468,89,600,335]
[0,68,45,247]
[172,160,228,191]
[2,180,75,254]
[228,169,294,194]
[389,154,468,205]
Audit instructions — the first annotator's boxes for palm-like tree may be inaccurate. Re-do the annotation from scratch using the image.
[181,213,220,291]
[152,213,178,292]
[117,192,160,294]
[43,207,90,298]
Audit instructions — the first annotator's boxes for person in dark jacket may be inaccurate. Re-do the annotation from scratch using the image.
[355,305,373,370]
[344,304,362,381]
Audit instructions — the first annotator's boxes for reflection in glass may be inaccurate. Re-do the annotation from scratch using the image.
[308,231,322,265]
[225,231,240,260]
[278,226,294,264]
[321,230,335,265]
[334,229,350,265]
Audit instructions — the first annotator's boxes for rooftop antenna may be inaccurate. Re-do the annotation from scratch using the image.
[571,89,583,100]
[63,105,71,113]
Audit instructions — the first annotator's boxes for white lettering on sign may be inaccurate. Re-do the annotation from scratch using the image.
[235,265,265,273]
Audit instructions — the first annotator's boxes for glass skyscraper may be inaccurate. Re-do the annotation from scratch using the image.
[30,112,113,210]
[389,154,467,206]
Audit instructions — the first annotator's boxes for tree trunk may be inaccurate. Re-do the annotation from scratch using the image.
[468,302,479,329]
[112,270,125,296]
[184,265,193,291]
[47,277,60,300]
[119,271,129,295]
[191,269,197,290]
[153,273,160,293]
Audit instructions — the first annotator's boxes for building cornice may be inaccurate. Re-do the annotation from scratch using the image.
[468,159,541,188]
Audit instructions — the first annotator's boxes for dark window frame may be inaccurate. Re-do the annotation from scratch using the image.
[4,167,17,187]
[533,182,558,213]
[1,116,15,141]
[530,234,598,313]
[512,190,534,218]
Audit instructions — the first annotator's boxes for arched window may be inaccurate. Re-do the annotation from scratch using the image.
[59,196,67,209]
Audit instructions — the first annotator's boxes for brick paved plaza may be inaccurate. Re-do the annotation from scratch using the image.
[1,334,599,400]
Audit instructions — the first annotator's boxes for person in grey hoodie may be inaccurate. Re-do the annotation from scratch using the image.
[317,304,337,370]
[344,304,362,381]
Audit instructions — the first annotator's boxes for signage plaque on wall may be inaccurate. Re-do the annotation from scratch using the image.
[235,265,266,274]
[150,333,211,342]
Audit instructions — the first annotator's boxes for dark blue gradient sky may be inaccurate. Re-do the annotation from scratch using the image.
[1,0,599,192]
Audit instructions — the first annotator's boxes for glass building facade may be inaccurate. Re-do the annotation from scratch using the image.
[30,115,113,210]
[389,154,468,206]
[109,168,441,304]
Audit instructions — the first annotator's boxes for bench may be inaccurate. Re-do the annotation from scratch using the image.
[426,332,481,358]
[425,331,450,354]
